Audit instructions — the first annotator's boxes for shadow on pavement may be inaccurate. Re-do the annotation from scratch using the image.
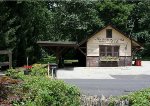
[111,75,150,80]
[58,67,74,71]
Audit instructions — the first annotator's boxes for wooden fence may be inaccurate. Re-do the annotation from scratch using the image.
[80,95,129,106]
[0,50,12,68]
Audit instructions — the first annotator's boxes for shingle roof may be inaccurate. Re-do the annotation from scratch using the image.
[37,41,77,47]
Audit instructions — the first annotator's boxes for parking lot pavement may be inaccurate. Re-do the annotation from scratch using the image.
[57,61,150,79]
[57,61,150,96]
[63,75,150,96]
[57,68,115,79]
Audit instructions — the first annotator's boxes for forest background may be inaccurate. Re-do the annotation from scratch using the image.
[0,0,149,67]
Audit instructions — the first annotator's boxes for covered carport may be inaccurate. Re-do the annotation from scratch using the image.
[37,41,86,67]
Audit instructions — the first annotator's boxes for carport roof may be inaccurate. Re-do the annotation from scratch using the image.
[37,41,77,47]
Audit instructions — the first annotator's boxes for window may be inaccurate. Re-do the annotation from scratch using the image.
[99,45,119,67]
[113,46,119,57]
[107,46,112,56]
[99,45,119,57]
[106,29,112,38]
[100,45,105,56]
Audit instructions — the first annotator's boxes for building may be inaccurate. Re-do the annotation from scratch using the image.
[37,24,143,67]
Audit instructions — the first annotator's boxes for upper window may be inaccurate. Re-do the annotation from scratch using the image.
[106,29,112,38]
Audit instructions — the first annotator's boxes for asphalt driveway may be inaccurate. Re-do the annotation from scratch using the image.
[63,75,150,97]
[57,61,150,96]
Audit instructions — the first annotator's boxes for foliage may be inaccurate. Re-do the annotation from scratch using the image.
[5,66,81,106]
[96,0,134,32]
[5,68,23,79]
[6,64,48,78]
[109,88,150,106]
[0,76,20,105]
[37,56,56,64]
[0,1,149,66]
[0,1,49,66]
[13,76,80,106]
[30,64,47,76]
[141,43,150,60]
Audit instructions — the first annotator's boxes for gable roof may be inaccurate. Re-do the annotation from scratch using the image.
[78,24,143,48]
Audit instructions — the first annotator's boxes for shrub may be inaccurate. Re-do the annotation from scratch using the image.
[13,76,80,106]
[5,65,81,106]
[109,88,150,106]
[125,89,150,106]
[6,64,48,78]
[37,56,56,64]
[30,64,47,76]
[5,68,25,79]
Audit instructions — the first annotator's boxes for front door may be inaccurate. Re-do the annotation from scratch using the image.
[99,45,119,67]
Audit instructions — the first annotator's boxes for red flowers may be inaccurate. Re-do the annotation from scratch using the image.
[23,65,32,69]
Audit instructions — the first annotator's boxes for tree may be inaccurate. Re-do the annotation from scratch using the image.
[0,1,51,66]
[96,0,134,32]
[47,1,104,42]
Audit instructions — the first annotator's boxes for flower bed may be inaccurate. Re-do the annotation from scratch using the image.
[100,56,119,61]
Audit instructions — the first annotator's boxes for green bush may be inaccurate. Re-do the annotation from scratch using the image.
[13,76,80,106]
[30,64,47,76]
[126,89,150,106]
[5,68,25,79]
[6,66,80,106]
[109,88,150,106]
[6,64,48,78]
[38,56,56,64]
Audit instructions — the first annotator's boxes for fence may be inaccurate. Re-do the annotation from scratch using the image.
[0,50,12,68]
[80,95,129,106]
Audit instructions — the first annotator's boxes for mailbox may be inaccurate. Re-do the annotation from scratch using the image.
[49,63,58,78]
[49,63,58,69]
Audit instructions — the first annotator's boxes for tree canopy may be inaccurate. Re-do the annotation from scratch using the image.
[0,0,149,66]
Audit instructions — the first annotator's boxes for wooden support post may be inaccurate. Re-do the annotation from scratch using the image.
[48,62,50,78]
[78,47,86,56]
[52,68,54,78]
[56,47,60,64]
[9,51,12,68]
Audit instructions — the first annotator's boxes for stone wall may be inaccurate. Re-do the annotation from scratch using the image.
[119,56,132,66]
[86,56,99,67]
[86,56,132,67]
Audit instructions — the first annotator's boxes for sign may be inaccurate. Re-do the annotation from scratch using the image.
[95,38,124,43]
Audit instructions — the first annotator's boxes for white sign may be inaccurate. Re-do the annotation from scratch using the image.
[95,38,124,43]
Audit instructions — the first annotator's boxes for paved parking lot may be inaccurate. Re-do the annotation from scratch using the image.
[64,75,150,96]
[57,61,150,96]
[57,61,150,79]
